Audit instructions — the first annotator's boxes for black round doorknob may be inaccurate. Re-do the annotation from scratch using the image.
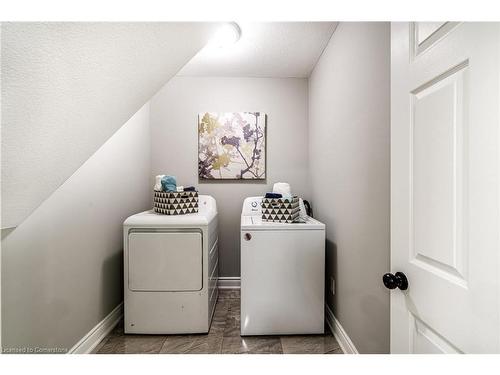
[383,272,408,291]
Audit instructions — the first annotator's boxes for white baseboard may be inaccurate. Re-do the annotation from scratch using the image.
[68,303,123,354]
[218,277,241,289]
[325,304,359,354]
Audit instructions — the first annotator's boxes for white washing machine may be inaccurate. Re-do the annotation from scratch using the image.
[240,196,325,335]
[123,195,218,334]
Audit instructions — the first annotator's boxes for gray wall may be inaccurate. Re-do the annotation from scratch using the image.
[308,22,390,353]
[1,104,151,352]
[150,76,309,277]
[1,22,215,228]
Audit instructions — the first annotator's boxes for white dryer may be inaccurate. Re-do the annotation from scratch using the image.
[240,196,325,335]
[123,195,218,334]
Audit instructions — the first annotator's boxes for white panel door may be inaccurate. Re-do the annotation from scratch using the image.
[391,22,500,353]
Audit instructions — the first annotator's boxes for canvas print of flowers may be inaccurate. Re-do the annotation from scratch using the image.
[198,112,266,180]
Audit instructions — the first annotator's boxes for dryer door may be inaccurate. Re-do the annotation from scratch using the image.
[128,231,202,292]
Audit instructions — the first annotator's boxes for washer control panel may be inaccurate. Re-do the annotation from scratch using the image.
[241,196,263,216]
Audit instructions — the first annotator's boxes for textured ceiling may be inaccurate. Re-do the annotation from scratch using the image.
[1,22,218,228]
[178,22,337,78]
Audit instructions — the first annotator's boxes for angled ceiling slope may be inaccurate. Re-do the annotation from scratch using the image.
[178,22,337,78]
[1,22,218,229]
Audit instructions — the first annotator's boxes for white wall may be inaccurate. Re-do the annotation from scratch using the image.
[150,76,309,277]
[1,22,216,229]
[1,104,151,352]
[308,22,390,353]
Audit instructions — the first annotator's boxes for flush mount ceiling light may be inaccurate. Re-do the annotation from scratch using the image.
[208,22,242,49]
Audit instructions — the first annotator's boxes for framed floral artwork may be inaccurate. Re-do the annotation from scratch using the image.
[198,112,266,180]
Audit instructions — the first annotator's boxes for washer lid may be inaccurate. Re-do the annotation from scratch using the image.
[241,215,325,231]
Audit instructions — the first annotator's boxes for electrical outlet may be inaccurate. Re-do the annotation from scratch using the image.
[330,277,336,295]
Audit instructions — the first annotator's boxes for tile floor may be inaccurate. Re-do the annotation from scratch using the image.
[93,290,343,354]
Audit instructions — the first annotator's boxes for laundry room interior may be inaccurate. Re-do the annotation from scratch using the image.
[1,11,499,361]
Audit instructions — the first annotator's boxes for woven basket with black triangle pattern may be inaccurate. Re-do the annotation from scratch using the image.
[261,196,300,223]
[153,191,199,215]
